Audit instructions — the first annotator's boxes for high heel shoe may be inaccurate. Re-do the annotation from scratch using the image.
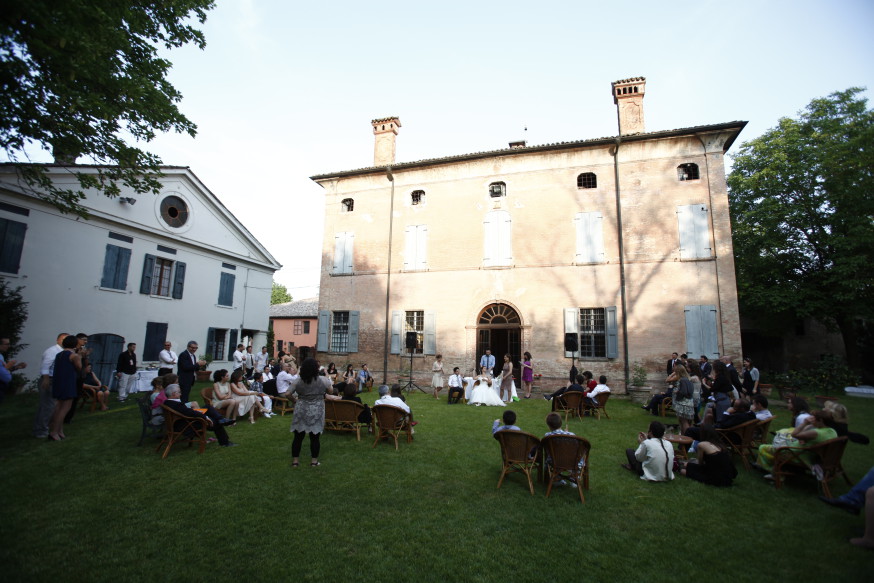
[48,435,61,441]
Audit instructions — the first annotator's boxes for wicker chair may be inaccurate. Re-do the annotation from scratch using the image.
[716,418,760,471]
[324,399,370,441]
[772,436,851,498]
[541,434,591,503]
[372,404,413,450]
[750,417,773,452]
[78,384,100,413]
[202,385,236,419]
[555,391,586,426]
[155,404,207,459]
[136,394,164,446]
[658,396,674,417]
[494,430,542,495]
[583,392,611,420]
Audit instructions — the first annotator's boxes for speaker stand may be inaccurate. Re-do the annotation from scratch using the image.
[402,348,425,394]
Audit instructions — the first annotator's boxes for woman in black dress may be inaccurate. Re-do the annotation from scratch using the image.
[48,335,81,440]
[680,425,737,487]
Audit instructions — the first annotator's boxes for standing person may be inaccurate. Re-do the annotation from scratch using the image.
[254,346,269,375]
[431,355,444,399]
[177,340,205,404]
[48,335,82,440]
[232,344,245,372]
[669,366,695,434]
[33,333,66,439]
[721,356,743,399]
[520,352,534,399]
[115,343,137,402]
[621,420,675,482]
[64,333,90,424]
[158,341,177,377]
[447,367,465,404]
[742,357,760,397]
[358,363,373,393]
[698,355,712,379]
[289,357,334,467]
[499,354,513,403]
[479,349,495,377]
[666,352,680,376]
[0,337,26,394]
[244,346,255,379]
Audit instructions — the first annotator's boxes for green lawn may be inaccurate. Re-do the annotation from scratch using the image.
[1,387,872,582]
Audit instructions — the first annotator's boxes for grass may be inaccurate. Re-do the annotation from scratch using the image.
[1,386,872,582]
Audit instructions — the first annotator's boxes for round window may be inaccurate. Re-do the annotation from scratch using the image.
[160,195,189,228]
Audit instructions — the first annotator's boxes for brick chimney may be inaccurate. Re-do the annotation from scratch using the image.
[611,77,646,135]
[371,117,401,166]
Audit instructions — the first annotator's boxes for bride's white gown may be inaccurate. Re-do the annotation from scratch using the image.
[468,377,505,406]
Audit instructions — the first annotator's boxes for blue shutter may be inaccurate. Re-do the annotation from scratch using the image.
[140,254,156,294]
[316,310,329,351]
[143,322,168,361]
[423,311,436,355]
[605,306,618,358]
[172,262,186,299]
[206,328,216,360]
[677,205,711,259]
[0,218,26,274]
[218,272,235,306]
[101,244,119,288]
[116,247,131,290]
[390,311,402,354]
[227,329,238,361]
[685,305,719,360]
[347,311,360,353]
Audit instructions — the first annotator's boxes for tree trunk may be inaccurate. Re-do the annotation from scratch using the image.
[836,314,860,369]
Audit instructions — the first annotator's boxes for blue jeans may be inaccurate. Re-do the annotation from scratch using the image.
[840,465,874,507]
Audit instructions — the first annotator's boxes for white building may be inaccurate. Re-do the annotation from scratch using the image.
[0,164,281,385]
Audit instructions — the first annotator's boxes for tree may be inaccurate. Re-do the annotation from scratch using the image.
[0,279,29,358]
[0,0,215,216]
[727,88,874,368]
[271,282,292,305]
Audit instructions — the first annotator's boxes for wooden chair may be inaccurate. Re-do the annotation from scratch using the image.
[155,405,207,459]
[541,434,591,503]
[494,430,542,496]
[772,436,851,498]
[658,396,674,417]
[372,404,413,450]
[324,399,370,441]
[555,391,586,427]
[78,384,101,413]
[273,392,294,416]
[716,418,759,471]
[136,394,164,446]
[583,392,611,419]
[750,417,773,452]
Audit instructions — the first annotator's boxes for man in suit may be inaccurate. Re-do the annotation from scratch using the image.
[666,352,679,376]
[177,340,206,404]
[479,349,495,377]
[721,356,743,399]
[162,384,236,447]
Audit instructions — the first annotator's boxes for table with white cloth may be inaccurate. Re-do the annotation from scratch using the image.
[111,369,160,393]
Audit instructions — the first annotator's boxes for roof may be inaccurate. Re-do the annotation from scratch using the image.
[270,297,319,318]
[310,121,747,181]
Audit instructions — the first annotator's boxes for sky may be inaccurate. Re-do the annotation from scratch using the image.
[24,0,874,299]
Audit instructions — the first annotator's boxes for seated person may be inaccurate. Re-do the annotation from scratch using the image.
[162,384,237,447]
[539,412,584,482]
[492,409,520,434]
[271,363,295,398]
[340,382,372,425]
[586,375,611,406]
[147,376,165,425]
[250,372,274,416]
[82,363,110,411]
[679,424,737,487]
[755,409,838,477]
[211,369,240,420]
[685,398,755,443]
[641,382,674,416]
[447,367,465,404]
[622,421,675,481]
[375,385,415,426]
[545,374,586,411]
[582,370,597,391]
[357,363,373,393]
[752,394,773,421]
[390,384,407,402]
[820,464,874,515]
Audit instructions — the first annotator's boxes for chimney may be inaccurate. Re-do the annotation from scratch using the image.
[611,77,646,135]
[371,116,401,166]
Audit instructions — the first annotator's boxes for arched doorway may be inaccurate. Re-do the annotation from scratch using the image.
[476,304,522,379]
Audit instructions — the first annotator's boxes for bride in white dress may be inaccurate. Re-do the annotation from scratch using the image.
[468,376,505,407]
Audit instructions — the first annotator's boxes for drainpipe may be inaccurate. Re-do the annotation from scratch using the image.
[382,167,395,385]
[612,131,630,388]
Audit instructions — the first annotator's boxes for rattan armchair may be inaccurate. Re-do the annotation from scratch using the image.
[772,436,851,498]
[325,399,370,441]
[494,430,542,495]
[583,392,611,419]
[541,434,591,503]
[555,391,586,427]
[156,404,207,459]
[372,404,413,450]
[716,418,759,471]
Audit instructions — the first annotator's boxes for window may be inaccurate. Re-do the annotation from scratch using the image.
[0,217,27,274]
[218,272,235,306]
[677,204,711,259]
[574,212,604,263]
[333,232,354,274]
[140,254,185,298]
[564,307,618,358]
[207,328,228,361]
[293,321,310,335]
[411,190,425,205]
[677,163,700,181]
[404,311,424,354]
[390,310,436,355]
[403,225,428,270]
[483,210,512,267]
[577,172,597,189]
[341,198,354,212]
[100,244,132,290]
[488,182,506,198]
[276,339,283,353]
[684,305,719,359]
[317,310,360,353]
[160,195,189,227]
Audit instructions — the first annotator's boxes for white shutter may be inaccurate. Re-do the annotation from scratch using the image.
[403,226,415,270]
[483,213,495,266]
[498,211,512,265]
[575,212,604,263]
[416,225,428,269]
[564,307,580,358]
[343,232,354,273]
[678,205,710,259]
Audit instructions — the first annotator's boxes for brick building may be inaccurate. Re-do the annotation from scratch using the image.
[310,77,746,390]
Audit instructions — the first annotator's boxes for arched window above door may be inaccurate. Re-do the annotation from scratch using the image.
[478,303,521,325]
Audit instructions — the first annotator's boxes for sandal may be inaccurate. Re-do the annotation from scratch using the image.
[311,461,320,467]
[292,461,300,467]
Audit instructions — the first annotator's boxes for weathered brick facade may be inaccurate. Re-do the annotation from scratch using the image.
[311,79,746,392]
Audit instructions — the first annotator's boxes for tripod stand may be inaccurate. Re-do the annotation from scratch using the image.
[402,348,426,394]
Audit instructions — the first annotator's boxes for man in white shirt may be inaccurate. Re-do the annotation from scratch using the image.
[622,421,675,482]
[375,385,414,426]
[447,367,465,404]
[232,344,245,371]
[586,375,611,407]
[33,333,67,438]
[158,342,177,376]
[752,395,774,421]
[275,363,295,395]
[244,346,255,378]
[254,346,269,373]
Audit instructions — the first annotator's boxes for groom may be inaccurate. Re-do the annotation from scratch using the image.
[479,349,495,377]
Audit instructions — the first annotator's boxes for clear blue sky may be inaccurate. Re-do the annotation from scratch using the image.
[54,0,874,298]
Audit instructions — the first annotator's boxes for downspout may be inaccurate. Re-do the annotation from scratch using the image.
[612,131,630,388]
[241,266,250,344]
[694,133,725,355]
[382,167,395,385]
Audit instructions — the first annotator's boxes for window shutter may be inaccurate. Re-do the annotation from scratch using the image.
[417,226,428,269]
[564,308,580,358]
[483,213,495,266]
[423,311,436,355]
[575,212,604,263]
[172,262,186,299]
[390,311,402,354]
[605,306,618,358]
[684,305,719,359]
[499,211,512,265]
[574,213,585,261]
[677,204,711,259]
[206,328,216,359]
[316,310,330,351]
[143,322,168,361]
[343,233,354,274]
[333,233,345,273]
[140,254,156,294]
[0,218,26,274]
[101,244,119,288]
[218,272,235,306]
[347,311,360,353]
[403,226,414,270]
[116,247,131,290]
[227,329,238,361]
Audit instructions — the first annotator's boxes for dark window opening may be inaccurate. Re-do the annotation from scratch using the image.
[577,172,597,189]
[488,182,506,198]
[411,190,425,205]
[677,163,700,181]
[341,198,354,212]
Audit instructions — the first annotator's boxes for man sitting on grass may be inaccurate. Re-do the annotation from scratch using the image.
[492,409,520,434]
[162,384,237,447]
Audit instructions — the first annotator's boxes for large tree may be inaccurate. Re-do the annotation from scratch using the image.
[271,282,292,305]
[727,87,874,368]
[0,0,215,216]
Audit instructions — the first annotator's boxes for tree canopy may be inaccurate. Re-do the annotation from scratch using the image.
[0,0,215,216]
[727,87,874,367]
[271,282,292,305]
